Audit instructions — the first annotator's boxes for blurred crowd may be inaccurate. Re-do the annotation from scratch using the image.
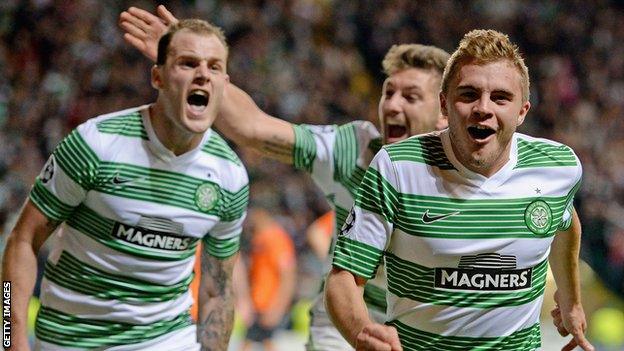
[1,0,623,336]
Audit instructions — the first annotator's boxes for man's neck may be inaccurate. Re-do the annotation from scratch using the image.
[149,103,204,156]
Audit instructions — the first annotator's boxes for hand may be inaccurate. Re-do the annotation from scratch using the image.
[551,290,595,351]
[118,5,178,62]
[355,323,402,351]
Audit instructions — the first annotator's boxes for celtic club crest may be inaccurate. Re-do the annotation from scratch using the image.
[524,200,552,236]
[195,183,220,212]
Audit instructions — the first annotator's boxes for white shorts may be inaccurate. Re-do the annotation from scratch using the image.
[305,293,386,351]
[35,325,200,351]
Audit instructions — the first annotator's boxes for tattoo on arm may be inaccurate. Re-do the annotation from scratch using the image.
[260,134,294,162]
[197,249,236,351]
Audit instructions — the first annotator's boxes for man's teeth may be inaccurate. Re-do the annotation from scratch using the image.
[190,90,207,97]
[187,90,209,108]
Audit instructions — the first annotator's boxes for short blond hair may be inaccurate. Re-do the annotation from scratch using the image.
[157,19,229,65]
[382,44,450,77]
[441,29,530,102]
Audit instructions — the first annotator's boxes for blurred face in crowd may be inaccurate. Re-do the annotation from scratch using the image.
[379,68,447,145]
[440,59,530,177]
[152,30,229,138]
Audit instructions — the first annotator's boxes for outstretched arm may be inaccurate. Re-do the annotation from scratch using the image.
[548,209,594,351]
[197,249,238,351]
[119,6,296,164]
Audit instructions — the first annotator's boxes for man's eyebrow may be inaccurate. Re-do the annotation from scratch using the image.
[402,85,424,93]
[456,84,478,91]
[491,89,515,98]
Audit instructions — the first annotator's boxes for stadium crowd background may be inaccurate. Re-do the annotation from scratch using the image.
[1,0,623,349]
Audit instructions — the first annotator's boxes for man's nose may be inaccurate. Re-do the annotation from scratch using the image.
[384,93,403,114]
[193,63,210,84]
[472,95,493,119]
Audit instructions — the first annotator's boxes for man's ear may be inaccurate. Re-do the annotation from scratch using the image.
[517,100,530,126]
[439,92,448,117]
[151,65,162,89]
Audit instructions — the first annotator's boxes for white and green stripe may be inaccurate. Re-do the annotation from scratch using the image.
[35,307,192,348]
[31,105,248,348]
[96,111,148,140]
[334,131,582,348]
[30,180,74,221]
[292,120,387,318]
[387,320,541,351]
[44,251,193,302]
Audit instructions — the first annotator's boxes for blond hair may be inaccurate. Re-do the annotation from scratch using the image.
[382,44,450,77]
[441,29,530,102]
[157,19,229,65]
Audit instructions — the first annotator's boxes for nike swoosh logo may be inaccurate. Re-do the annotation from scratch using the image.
[111,174,141,185]
[422,210,460,223]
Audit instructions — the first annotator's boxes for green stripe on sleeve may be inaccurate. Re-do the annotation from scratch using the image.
[29,179,75,221]
[333,123,358,186]
[332,236,383,279]
[355,167,399,223]
[220,184,249,222]
[53,130,100,190]
[292,124,317,172]
[202,235,240,259]
[557,179,581,231]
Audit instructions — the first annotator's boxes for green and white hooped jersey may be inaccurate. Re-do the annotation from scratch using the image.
[292,120,387,312]
[29,105,249,349]
[333,130,582,351]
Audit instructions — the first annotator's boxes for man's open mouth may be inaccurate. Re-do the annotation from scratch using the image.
[387,124,408,140]
[187,90,209,113]
[467,125,495,141]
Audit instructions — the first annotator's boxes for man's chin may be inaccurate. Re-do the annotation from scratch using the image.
[385,135,409,145]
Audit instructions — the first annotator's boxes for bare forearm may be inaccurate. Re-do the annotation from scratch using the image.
[1,202,58,350]
[216,84,295,164]
[198,252,237,350]
[197,288,235,351]
[1,236,40,349]
[549,213,582,308]
[325,267,371,347]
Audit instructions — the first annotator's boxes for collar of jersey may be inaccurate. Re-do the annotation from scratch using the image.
[141,105,212,164]
[440,130,518,189]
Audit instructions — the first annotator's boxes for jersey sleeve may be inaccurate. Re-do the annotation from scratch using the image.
[29,124,100,222]
[558,152,583,231]
[332,148,399,279]
[292,121,380,197]
[292,123,336,194]
[203,171,249,259]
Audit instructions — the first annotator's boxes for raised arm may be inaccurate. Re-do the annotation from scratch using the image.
[548,209,594,351]
[1,201,61,350]
[197,249,238,351]
[119,6,296,164]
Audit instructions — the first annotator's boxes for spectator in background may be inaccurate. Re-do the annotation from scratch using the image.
[306,210,334,261]
[244,207,297,351]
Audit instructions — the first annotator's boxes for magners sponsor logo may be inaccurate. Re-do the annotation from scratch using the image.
[113,223,191,251]
[434,253,532,292]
